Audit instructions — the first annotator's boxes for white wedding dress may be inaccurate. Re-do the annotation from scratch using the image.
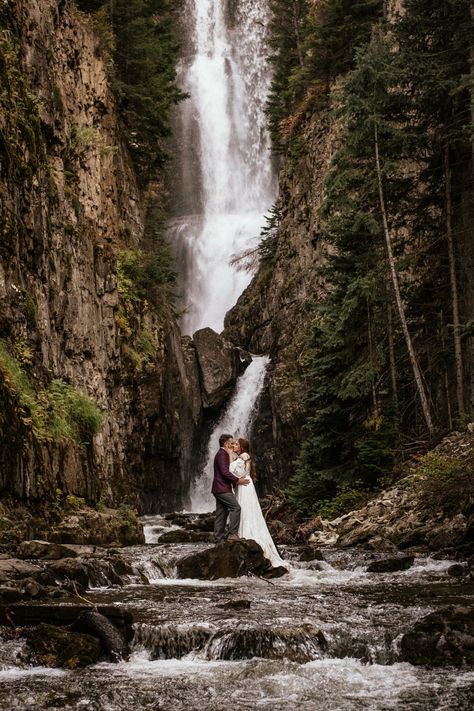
[230,453,288,569]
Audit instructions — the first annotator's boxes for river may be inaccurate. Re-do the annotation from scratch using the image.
[1,515,473,710]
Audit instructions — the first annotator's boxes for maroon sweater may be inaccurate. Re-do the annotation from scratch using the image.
[211,448,240,494]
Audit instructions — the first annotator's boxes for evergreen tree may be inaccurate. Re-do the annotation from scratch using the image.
[289,35,404,514]
[76,0,185,183]
[289,3,474,515]
[394,0,473,419]
[266,0,383,148]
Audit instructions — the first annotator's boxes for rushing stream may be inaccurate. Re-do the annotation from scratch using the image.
[1,516,474,710]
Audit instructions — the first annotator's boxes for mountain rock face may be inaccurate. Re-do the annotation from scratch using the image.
[0,0,242,516]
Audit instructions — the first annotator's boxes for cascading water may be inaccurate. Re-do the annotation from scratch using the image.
[168,0,275,512]
[171,0,276,335]
[190,356,269,512]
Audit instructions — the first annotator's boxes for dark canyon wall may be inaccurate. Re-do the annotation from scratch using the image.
[0,0,243,514]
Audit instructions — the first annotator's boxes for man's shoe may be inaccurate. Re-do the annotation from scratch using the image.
[227,534,241,541]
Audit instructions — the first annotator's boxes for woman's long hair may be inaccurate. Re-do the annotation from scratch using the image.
[238,438,257,482]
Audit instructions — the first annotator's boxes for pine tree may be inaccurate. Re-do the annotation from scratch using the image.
[394,0,473,419]
[266,0,383,148]
[76,0,185,183]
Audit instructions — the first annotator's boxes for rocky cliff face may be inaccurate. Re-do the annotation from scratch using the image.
[224,111,337,492]
[0,0,243,515]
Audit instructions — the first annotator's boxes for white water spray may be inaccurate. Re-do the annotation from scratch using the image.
[173,0,276,335]
[190,356,269,512]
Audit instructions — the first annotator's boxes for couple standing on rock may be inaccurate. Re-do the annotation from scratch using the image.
[211,433,287,569]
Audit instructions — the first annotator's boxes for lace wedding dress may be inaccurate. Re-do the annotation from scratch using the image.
[230,453,288,569]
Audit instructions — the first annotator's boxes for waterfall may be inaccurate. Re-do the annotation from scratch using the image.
[190,356,269,512]
[169,1,275,512]
[171,0,276,335]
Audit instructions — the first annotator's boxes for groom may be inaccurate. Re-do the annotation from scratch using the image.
[212,433,249,542]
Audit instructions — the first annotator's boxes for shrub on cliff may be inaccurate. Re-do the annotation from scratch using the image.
[0,340,102,446]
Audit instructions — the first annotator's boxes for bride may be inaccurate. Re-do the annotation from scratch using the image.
[229,438,288,570]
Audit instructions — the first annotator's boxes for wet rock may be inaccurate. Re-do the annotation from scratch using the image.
[72,610,128,661]
[0,558,41,584]
[44,559,91,589]
[23,579,43,598]
[44,556,134,589]
[19,540,79,560]
[47,509,145,546]
[400,606,474,666]
[0,604,134,643]
[0,586,23,603]
[367,556,415,573]
[193,327,248,411]
[217,599,251,610]
[447,563,469,577]
[165,515,189,528]
[158,529,214,544]
[307,562,325,571]
[134,622,213,660]
[189,514,215,532]
[297,545,325,562]
[308,530,339,546]
[176,539,285,580]
[206,623,327,663]
[26,623,100,668]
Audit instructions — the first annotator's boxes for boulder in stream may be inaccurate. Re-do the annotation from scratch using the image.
[296,545,325,562]
[366,555,415,573]
[26,623,101,668]
[447,563,469,577]
[401,606,474,666]
[176,539,286,580]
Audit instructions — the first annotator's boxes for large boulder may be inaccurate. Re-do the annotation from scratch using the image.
[176,539,286,580]
[26,623,101,668]
[47,508,145,546]
[400,606,474,666]
[193,328,250,410]
[19,540,79,560]
[367,556,415,573]
[0,558,41,584]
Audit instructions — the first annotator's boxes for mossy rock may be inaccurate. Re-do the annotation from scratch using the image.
[26,623,100,668]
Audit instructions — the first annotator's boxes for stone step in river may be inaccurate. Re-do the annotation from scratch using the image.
[0,514,473,710]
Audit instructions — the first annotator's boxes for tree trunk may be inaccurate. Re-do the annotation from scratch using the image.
[367,298,379,414]
[443,145,465,416]
[440,311,453,430]
[374,124,434,436]
[386,291,398,402]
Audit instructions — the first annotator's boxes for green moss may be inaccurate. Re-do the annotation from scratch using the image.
[71,194,81,219]
[52,84,63,112]
[0,340,102,445]
[415,450,474,516]
[65,494,86,511]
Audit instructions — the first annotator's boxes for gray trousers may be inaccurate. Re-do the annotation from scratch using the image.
[214,492,241,541]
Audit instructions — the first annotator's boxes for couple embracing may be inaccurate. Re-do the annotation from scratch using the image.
[212,433,287,569]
